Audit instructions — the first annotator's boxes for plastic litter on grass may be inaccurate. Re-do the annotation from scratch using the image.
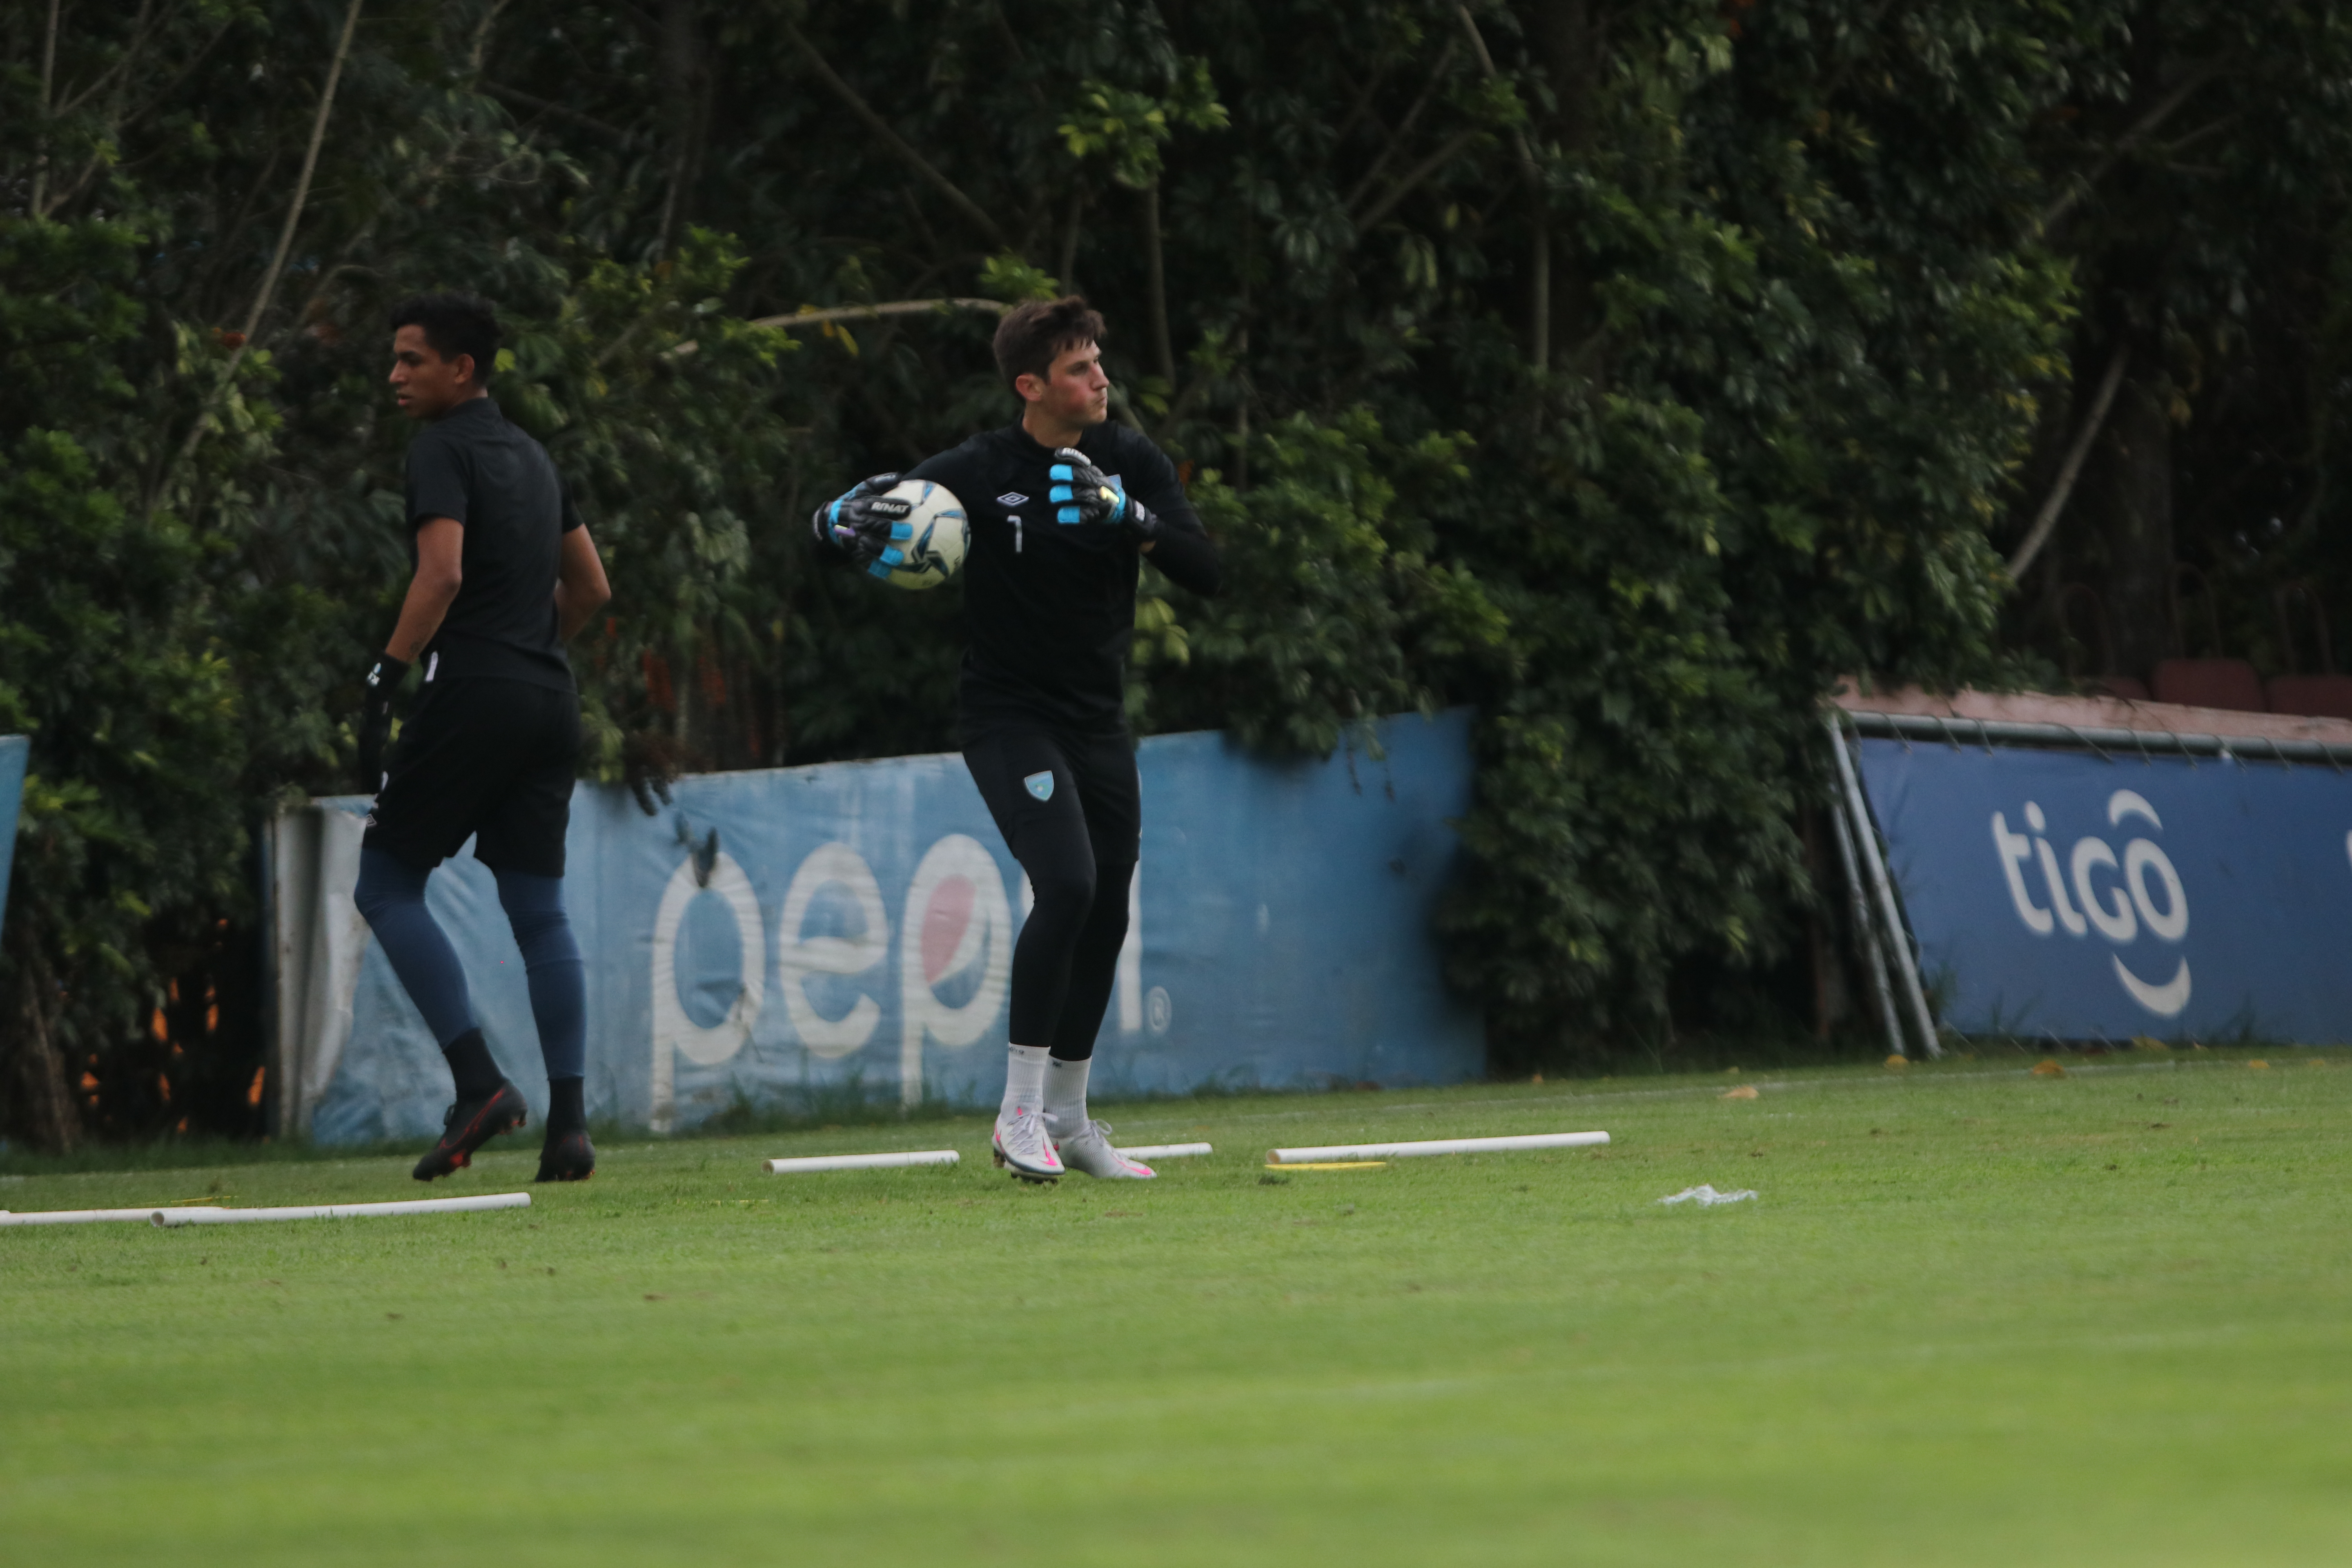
[1659,1185,1757,1207]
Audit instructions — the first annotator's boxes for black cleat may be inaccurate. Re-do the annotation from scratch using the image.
[412,1082,528,1181]
[535,1127,596,1183]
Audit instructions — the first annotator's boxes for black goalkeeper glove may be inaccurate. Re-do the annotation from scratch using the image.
[811,473,909,572]
[355,651,410,793]
[1050,448,1164,545]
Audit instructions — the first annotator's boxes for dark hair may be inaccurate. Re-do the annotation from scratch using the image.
[993,296,1105,393]
[388,292,500,383]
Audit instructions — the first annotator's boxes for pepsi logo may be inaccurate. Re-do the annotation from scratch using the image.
[902,835,1013,1057]
[920,872,982,988]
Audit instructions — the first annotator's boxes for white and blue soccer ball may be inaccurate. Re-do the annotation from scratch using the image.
[871,479,969,590]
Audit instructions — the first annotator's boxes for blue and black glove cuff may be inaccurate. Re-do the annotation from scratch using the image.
[1120,496,1164,544]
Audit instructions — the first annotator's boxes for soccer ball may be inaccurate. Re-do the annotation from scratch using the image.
[873,479,968,590]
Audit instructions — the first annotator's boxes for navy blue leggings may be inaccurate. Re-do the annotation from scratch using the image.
[354,848,586,1079]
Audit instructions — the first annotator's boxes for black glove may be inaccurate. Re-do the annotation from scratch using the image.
[811,473,908,571]
[1050,448,1164,544]
[356,652,410,793]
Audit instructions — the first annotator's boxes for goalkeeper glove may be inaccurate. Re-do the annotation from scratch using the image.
[811,474,912,575]
[1050,448,1165,544]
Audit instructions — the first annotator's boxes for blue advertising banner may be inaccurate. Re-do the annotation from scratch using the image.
[299,711,1484,1142]
[0,735,25,941]
[1856,736,2352,1043]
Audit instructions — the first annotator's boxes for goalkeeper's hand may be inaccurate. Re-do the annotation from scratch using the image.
[810,474,909,570]
[1050,448,1164,544]
[354,652,410,794]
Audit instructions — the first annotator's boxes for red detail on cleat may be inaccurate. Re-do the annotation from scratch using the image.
[413,1082,528,1181]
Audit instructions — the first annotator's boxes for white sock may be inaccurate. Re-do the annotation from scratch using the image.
[1044,1055,1090,1135]
[1001,1044,1050,1119]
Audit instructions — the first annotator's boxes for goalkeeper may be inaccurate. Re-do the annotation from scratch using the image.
[814,297,1220,1180]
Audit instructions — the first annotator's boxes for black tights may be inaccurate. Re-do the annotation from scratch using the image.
[962,726,1139,1062]
[1016,855,1132,1060]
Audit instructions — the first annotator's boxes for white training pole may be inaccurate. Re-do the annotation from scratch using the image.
[1267,1131,1609,1164]
[1122,1143,1212,1160]
[0,1207,180,1228]
[152,1192,532,1227]
[762,1149,960,1174]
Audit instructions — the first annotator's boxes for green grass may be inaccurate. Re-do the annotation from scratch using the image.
[5,1052,2351,1566]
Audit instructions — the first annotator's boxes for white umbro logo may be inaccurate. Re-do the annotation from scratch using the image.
[997,492,1028,506]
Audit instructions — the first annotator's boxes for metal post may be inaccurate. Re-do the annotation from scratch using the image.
[1827,791,1905,1059]
[1826,713,1944,1059]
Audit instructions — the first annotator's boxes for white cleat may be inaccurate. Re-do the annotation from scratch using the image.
[1053,1120,1158,1180]
[992,1105,1065,1182]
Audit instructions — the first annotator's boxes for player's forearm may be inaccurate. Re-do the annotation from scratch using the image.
[554,577,610,641]
[1142,526,1221,597]
[554,527,611,640]
[385,570,462,662]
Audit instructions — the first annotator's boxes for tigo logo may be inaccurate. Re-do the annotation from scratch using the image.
[1991,788,2189,1015]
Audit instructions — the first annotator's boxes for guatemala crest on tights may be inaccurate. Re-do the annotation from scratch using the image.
[1023,771,1054,801]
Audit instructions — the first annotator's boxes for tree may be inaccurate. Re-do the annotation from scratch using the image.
[10,0,2349,1143]
[1999,6,2352,690]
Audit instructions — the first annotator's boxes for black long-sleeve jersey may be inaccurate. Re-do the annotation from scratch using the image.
[907,419,1220,735]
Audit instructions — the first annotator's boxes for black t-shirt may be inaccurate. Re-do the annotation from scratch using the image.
[403,396,582,691]
[907,420,1215,734]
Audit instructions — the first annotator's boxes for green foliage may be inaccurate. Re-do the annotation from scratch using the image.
[1149,409,1505,755]
[1060,58,1229,188]
[0,213,254,1141]
[492,232,805,782]
[978,255,1063,303]
[1436,389,1803,1038]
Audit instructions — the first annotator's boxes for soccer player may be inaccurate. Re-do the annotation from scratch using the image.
[814,297,1221,1181]
[354,292,612,1183]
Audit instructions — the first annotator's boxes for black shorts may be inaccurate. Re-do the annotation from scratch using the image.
[962,724,1140,869]
[363,677,581,876]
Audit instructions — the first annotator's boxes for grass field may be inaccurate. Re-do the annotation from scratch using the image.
[6,1053,2351,1566]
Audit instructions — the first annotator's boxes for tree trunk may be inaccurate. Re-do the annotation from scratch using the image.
[2089,363,2176,678]
[1057,186,1084,294]
[1526,0,1597,151]
[9,938,79,1155]
[655,0,711,258]
[1142,181,1176,388]
[1520,0,1601,365]
[1233,218,1252,490]
[29,0,60,214]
